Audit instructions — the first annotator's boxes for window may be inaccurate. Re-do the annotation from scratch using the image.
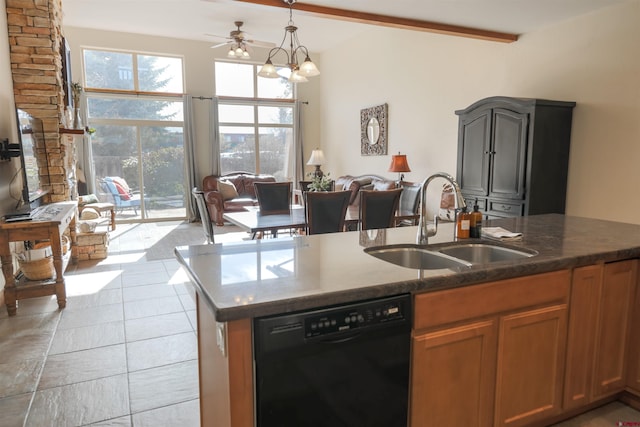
[82,49,186,221]
[215,61,295,180]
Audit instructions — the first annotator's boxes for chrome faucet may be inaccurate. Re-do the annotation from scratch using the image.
[416,172,467,245]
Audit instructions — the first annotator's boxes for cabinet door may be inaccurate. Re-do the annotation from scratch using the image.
[563,265,602,410]
[458,109,492,196]
[494,304,568,427]
[592,259,637,399]
[411,320,497,427]
[627,260,640,392]
[488,108,528,200]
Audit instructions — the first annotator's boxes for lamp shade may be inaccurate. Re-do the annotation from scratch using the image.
[306,149,325,166]
[388,153,411,173]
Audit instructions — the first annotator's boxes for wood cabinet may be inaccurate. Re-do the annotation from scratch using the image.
[563,265,601,410]
[411,320,497,427]
[592,260,637,398]
[455,97,575,218]
[627,262,640,393]
[563,260,637,409]
[495,304,568,426]
[411,270,570,427]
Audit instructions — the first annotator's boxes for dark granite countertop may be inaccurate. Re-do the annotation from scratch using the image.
[175,214,640,322]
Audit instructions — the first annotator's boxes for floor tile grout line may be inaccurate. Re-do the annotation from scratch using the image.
[23,309,63,427]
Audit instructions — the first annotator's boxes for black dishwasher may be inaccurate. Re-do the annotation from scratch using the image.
[254,294,411,427]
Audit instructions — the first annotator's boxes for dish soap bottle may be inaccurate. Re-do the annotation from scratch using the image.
[470,199,483,238]
[456,206,470,239]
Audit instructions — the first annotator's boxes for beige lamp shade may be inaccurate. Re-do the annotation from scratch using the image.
[307,149,326,166]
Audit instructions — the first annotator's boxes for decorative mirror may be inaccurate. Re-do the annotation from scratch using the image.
[360,103,388,156]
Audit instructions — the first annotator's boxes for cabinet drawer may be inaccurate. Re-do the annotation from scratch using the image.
[463,196,486,211]
[414,270,570,330]
[487,200,524,216]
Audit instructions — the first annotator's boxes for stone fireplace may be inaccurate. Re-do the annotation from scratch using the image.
[6,0,75,203]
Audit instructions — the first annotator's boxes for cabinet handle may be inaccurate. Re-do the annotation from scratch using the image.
[484,151,497,155]
[501,205,511,211]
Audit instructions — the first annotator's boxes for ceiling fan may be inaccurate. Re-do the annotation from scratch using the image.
[207,21,275,59]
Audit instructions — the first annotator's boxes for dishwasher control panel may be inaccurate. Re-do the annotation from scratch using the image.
[304,295,409,338]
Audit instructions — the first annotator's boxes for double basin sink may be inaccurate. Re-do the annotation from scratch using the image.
[365,240,537,270]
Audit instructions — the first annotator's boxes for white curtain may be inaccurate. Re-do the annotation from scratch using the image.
[294,100,305,189]
[77,133,96,195]
[210,97,221,176]
[183,94,199,221]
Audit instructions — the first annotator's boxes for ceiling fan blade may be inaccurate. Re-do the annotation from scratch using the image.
[245,39,276,48]
[210,42,231,49]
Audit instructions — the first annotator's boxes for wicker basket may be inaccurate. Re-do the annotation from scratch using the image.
[19,256,55,281]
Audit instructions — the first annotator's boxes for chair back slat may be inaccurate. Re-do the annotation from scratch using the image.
[305,190,351,235]
[254,182,292,215]
[360,188,403,230]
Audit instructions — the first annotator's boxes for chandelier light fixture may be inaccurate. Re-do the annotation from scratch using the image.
[227,42,251,59]
[258,0,320,83]
[227,42,250,59]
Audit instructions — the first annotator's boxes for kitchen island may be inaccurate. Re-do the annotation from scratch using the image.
[175,214,640,427]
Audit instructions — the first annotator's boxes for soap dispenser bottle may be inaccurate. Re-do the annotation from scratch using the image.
[456,206,470,239]
[470,199,483,238]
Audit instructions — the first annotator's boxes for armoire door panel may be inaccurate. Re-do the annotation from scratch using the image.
[489,108,528,200]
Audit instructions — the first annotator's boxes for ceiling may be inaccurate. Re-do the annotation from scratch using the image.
[61,0,630,52]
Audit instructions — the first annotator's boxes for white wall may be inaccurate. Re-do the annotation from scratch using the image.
[318,1,640,224]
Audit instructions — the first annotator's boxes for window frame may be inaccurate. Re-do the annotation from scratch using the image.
[214,60,296,177]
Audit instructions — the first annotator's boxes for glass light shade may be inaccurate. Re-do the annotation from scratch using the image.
[242,50,250,59]
[298,57,320,77]
[227,48,235,58]
[306,149,325,166]
[388,154,411,173]
[258,60,280,78]
[289,69,308,83]
[235,47,244,56]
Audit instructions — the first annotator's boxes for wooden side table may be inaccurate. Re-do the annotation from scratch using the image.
[79,202,116,230]
[0,201,77,316]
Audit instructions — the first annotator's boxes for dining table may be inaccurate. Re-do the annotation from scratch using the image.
[223,205,418,239]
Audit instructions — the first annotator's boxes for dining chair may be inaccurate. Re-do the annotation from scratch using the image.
[359,188,403,230]
[192,187,215,244]
[254,182,292,215]
[396,181,422,226]
[305,190,351,235]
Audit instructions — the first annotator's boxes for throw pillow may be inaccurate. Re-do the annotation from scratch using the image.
[113,182,132,200]
[372,179,396,191]
[218,180,239,201]
[78,193,99,206]
[80,207,100,220]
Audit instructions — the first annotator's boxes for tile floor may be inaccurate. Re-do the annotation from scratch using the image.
[0,220,639,426]
[0,221,223,427]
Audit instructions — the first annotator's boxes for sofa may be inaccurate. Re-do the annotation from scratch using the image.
[202,172,276,225]
[334,174,397,207]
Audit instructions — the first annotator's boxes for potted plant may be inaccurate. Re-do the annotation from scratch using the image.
[307,173,332,192]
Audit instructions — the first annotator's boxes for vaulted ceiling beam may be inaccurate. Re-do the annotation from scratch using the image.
[233,0,519,43]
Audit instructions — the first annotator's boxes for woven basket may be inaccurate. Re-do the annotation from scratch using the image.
[19,256,55,281]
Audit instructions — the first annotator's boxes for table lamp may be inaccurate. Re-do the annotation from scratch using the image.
[388,152,411,182]
[307,149,325,178]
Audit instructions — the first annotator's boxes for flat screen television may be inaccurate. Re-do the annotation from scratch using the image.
[16,109,48,207]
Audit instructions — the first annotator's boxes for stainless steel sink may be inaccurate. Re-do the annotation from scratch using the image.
[364,244,471,270]
[365,241,537,270]
[436,242,537,264]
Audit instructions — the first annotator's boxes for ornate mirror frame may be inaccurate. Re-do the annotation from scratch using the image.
[360,103,388,156]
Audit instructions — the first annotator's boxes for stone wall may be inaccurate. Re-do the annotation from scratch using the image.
[6,0,71,202]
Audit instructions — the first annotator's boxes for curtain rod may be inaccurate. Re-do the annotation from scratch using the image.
[192,96,309,104]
